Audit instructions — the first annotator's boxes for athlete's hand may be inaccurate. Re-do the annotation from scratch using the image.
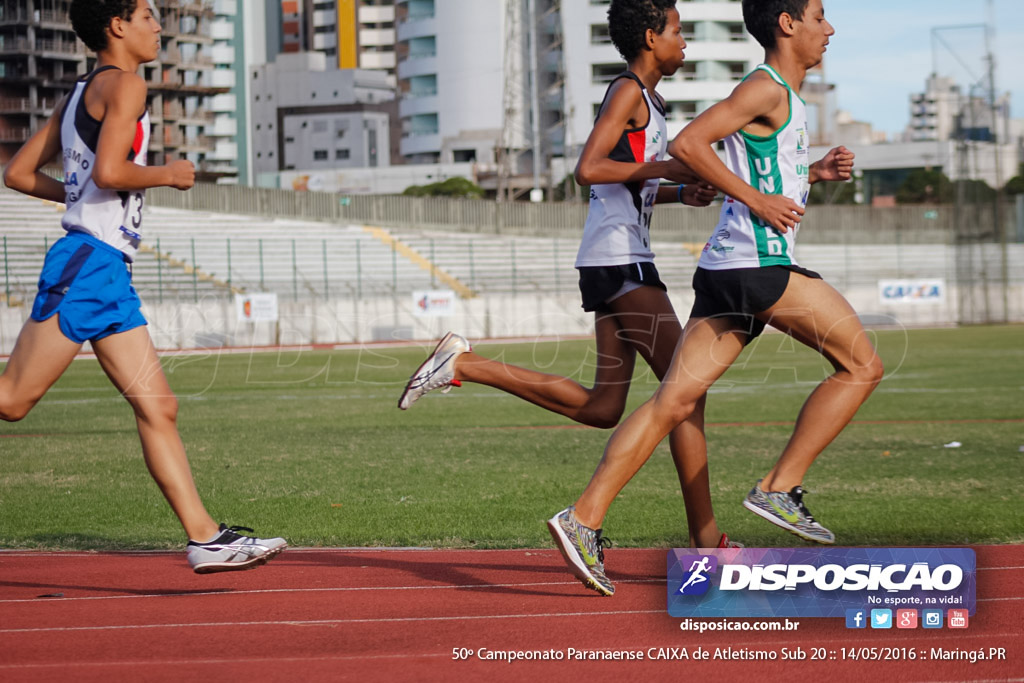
[751,194,804,233]
[810,146,855,183]
[166,160,195,190]
[681,182,718,207]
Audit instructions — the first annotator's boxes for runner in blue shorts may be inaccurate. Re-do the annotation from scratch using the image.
[1,0,285,573]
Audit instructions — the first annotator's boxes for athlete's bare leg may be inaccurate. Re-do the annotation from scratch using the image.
[456,284,728,546]
[0,316,82,421]
[91,326,219,541]
[754,273,884,492]
[454,312,637,429]
[573,314,748,530]
[603,287,724,547]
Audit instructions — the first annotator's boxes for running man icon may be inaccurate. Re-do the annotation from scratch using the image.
[678,556,715,595]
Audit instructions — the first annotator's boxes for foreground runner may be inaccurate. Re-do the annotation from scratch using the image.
[400,0,739,573]
[1,0,284,573]
[548,0,883,595]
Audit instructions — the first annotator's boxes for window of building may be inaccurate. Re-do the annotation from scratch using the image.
[590,25,611,45]
[336,149,350,160]
[314,150,328,160]
[337,129,346,139]
[453,149,476,163]
[313,120,328,133]
[285,136,295,143]
[592,63,624,84]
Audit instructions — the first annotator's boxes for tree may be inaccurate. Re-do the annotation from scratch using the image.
[1004,163,1024,197]
[896,169,953,204]
[402,177,484,198]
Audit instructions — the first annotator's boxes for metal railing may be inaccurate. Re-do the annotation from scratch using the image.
[147,183,1019,244]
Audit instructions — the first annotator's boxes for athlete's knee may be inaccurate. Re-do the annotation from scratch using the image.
[651,387,698,427]
[0,398,32,422]
[577,403,625,429]
[850,353,884,388]
[133,394,179,425]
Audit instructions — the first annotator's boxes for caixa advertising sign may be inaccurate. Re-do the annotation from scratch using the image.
[667,548,975,618]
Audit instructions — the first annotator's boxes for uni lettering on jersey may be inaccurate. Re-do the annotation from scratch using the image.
[699,64,808,271]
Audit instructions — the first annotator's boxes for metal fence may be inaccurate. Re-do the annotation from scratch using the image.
[148,183,1020,244]
[3,183,1022,326]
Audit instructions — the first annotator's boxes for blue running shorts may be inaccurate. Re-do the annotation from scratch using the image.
[30,231,147,344]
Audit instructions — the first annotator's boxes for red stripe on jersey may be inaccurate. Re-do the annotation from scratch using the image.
[131,121,144,160]
[627,130,646,164]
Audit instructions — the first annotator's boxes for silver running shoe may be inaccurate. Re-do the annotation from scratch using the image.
[187,524,287,574]
[397,332,471,410]
[743,480,835,545]
[547,507,615,596]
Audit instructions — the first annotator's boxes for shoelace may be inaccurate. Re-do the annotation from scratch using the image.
[220,525,255,542]
[594,531,613,564]
[789,487,816,522]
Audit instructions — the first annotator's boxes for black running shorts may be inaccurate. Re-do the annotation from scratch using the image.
[577,261,668,313]
[689,265,822,343]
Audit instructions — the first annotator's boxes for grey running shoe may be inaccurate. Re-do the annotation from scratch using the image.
[398,332,471,410]
[187,524,287,574]
[743,481,835,545]
[546,507,615,596]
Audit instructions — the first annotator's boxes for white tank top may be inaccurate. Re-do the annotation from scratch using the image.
[575,72,666,268]
[698,64,810,270]
[60,66,151,262]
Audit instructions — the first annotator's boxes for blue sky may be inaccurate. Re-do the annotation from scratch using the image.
[823,0,1023,137]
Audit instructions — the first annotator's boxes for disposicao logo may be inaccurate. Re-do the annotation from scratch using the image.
[667,548,975,619]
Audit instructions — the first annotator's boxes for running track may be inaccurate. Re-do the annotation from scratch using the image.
[0,547,1020,682]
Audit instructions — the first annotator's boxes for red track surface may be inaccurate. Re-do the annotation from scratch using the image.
[0,546,1020,682]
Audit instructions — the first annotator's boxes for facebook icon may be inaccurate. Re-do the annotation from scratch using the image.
[845,609,867,629]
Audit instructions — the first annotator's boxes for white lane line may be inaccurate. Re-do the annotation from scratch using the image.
[0,653,454,670]
[0,579,663,604]
[2,582,1019,607]
[0,609,667,634]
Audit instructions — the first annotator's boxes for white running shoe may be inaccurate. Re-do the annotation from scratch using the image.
[397,332,471,410]
[186,524,287,574]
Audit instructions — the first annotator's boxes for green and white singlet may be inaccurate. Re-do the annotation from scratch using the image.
[698,64,810,271]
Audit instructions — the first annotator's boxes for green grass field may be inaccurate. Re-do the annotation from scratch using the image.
[1,325,1022,550]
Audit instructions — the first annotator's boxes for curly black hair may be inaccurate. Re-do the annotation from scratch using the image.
[742,0,810,50]
[607,0,677,62]
[69,0,139,52]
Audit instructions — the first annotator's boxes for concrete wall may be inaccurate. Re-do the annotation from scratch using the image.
[3,281,1022,356]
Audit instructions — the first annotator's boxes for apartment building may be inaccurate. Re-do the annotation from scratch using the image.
[0,0,84,163]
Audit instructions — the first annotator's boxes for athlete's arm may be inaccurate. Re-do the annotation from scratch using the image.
[669,76,805,232]
[2,99,67,203]
[575,78,693,186]
[91,71,194,191]
[809,145,854,184]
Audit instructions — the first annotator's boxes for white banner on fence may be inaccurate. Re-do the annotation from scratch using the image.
[412,290,456,317]
[235,293,279,322]
[878,279,946,304]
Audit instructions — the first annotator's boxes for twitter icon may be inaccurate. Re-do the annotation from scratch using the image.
[870,609,893,629]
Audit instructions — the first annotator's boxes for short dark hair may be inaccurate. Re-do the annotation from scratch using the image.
[69,0,139,52]
[742,0,810,50]
[607,0,677,62]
